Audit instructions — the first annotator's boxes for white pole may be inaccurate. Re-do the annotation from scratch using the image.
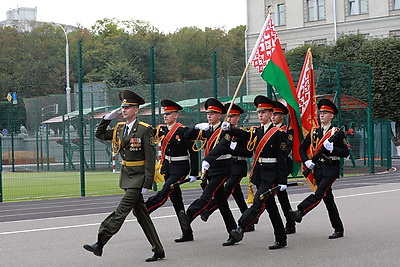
[57,24,71,113]
[332,0,338,42]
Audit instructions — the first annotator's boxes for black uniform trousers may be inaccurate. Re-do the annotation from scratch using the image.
[277,190,295,229]
[208,172,248,214]
[187,173,237,234]
[98,188,164,254]
[297,161,344,232]
[146,172,186,214]
[238,162,286,243]
[238,180,286,243]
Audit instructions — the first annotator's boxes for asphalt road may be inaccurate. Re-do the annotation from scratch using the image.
[0,167,399,266]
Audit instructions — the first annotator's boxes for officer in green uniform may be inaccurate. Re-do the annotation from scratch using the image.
[83,89,165,262]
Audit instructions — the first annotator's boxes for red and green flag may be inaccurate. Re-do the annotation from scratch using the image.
[248,14,303,163]
[296,48,319,191]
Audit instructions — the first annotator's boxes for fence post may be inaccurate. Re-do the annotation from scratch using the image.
[0,136,3,202]
[367,66,374,174]
[387,119,392,170]
[78,39,86,196]
[212,51,218,99]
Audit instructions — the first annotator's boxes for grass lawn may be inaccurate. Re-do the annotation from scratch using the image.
[0,170,355,202]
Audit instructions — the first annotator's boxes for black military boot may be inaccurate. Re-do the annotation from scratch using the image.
[83,241,103,257]
[288,210,303,223]
[268,240,287,250]
[329,231,344,239]
[230,225,244,242]
[200,209,211,222]
[222,236,238,246]
[177,210,192,231]
[174,230,194,243]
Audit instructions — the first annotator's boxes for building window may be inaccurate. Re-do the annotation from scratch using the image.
[304,38,327,46]
[394,0,400,10]
[307,0,325,21]
[277,4,285,25]
[268,4,285,26]
[349,0,368,15]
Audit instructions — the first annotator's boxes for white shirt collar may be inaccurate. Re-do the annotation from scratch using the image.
[125,119,136,135]
[262,122,273,132]
[167,122,176,131]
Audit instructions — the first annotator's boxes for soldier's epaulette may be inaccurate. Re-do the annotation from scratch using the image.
[139,121,151,128]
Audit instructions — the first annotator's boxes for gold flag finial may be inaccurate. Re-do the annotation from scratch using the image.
[268,5,275,14]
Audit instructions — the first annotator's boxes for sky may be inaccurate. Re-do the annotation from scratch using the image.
[1,0,247,33]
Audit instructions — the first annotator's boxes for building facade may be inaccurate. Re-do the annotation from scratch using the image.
[246,0,400,94]
[0,7,76,32]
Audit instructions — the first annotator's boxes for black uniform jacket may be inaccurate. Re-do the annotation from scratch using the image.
[230,129,253,177]
[95,118,156,189]
[157,124,199,176]
[300,126,349,179]
[230,124,287,186]
[185,123,231,177]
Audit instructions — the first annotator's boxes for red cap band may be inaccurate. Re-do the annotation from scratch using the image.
[163,106,178,113]
[207,105,222,113]
[257,103,274,110]
[319,105,335,113]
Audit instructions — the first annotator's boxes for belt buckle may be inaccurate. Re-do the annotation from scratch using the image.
[166,156,171,162]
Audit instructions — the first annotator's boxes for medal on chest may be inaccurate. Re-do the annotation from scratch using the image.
[130,137,142,151]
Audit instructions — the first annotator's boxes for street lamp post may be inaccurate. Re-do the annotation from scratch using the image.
[227,61,239,97]
[56,24,71,113]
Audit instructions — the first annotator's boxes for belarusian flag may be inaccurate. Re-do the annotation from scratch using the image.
[248,14,302,163]
[296,48,319,191]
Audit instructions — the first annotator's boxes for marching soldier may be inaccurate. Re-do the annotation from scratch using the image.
[180,98,238,246]
[289,98,349,239]
[228,95,288,250]
[271,100,296,234]
[83,89,165,262]
[199,103,254,233]
[145,99,199,243]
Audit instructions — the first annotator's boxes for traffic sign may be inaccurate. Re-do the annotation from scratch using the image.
[2,129,8,135]
[6,93,12,102]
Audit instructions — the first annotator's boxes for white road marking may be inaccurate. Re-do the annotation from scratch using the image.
[1,187,399,236]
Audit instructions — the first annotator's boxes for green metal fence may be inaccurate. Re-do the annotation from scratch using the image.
[0,43,393,202]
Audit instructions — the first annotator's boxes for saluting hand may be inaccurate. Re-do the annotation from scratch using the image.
[104,107,122,120]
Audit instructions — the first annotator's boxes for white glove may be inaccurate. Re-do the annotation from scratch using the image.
[188,175,197,183]
[141,188,148,194]
[104,107,122,120]
[323,139,334,153]
[201,161,210,173]
[230,141,237,150]
[305,160,315,170]
[221,121,230,131]
[278,184,287,191]
[195,123,210,131]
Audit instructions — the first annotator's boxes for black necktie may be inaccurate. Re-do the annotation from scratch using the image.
[124,126,129,137]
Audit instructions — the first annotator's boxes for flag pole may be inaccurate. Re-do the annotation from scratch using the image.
[200,61,251,180]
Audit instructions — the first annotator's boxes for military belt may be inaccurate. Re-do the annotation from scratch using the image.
[232,156,247,161]
[216,154,231,160]
[319,156,339,162]
[258,157,277,163]
[121,160,145,167]
[164,155,189,162]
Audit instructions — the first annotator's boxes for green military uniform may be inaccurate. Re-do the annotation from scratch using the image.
[84,89,164,262]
